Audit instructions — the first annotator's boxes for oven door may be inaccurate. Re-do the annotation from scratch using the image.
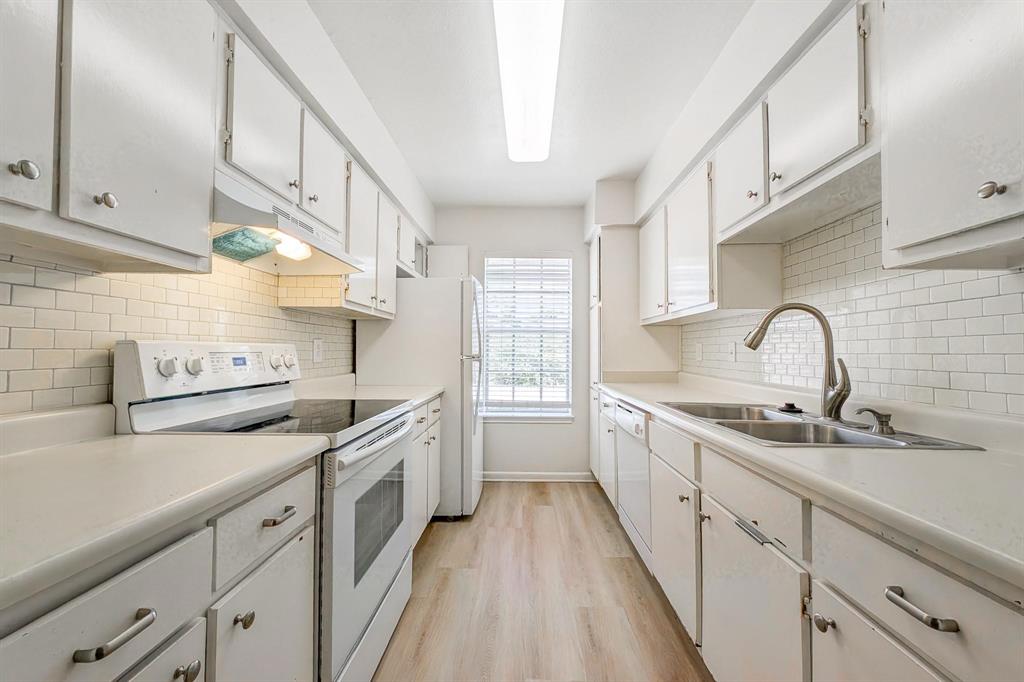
[322,415,414,680]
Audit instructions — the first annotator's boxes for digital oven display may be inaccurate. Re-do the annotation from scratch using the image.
[232,357,247,367]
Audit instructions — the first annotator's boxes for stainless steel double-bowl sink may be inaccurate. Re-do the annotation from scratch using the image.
[657,402,982,450]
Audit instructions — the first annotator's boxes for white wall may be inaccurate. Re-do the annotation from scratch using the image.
[435,207,590,480]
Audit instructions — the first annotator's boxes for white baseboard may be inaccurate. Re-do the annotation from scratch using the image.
[482,471,595,482]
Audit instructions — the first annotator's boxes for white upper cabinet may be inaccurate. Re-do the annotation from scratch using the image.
[60,0,217,258]
[638,208,667,320]
[376,195,398,314]
[226,35,302,203]
[299,110,346,232]
[397,214,416,270]
[881,0,1023,268]
[766,6,864,195]
[589,235,600,307]
[713,104,767,233]
[347,162,379,309]
[1,0,58,211]
[666,164,711,315]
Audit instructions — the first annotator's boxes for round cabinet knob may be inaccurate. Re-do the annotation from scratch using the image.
[173,660,202,682]
[678,494,690,503]
[283,353,296,369]
[746,190,758,199]
[156,357,180,378]
[288,179,300,189]
[93,192,119,208]
[308,193,319,203]
[269,354,285,370]
[233,610,256,629]
[977,181,1007,199]
[8,159,41,180]
[185,356,207,376]
[699,511,711,523]
[769,171,782,182]
[812,613,836,633]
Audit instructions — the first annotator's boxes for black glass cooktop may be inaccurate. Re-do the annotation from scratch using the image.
[159,398,408,435]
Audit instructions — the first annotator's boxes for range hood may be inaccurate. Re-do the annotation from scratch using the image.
[211,170,362,276]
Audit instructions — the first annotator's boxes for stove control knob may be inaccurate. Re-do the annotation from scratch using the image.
[283,353,296,369]
[185,356,207,376]
[156,357,180,378]
[269,354,285,370]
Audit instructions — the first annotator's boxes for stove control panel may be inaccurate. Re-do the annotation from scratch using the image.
[114,341,302,403]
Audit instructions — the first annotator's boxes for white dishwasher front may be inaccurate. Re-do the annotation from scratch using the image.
[615,402,652,558]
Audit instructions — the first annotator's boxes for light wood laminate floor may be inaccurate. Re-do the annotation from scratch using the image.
[373,482,712,682]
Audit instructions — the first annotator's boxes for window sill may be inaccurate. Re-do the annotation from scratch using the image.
[483,414,575,424]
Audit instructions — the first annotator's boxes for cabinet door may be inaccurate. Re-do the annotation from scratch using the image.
[700,494,809,682]
[589,235,600,307]
[376,196,399,314]
[767,6,863,195]
[638,208,667,319]
[407,428,428,544]
[398,215,416,269]
[0,0,58,211]
[226,36,301,202]
[588,304,600,387]
[589,389,600,479]
[650,455,700,642]
[426,424,441,518]
[299,110,346,232]
[810,581,943,682]
[665,164,711,314]
[346,162,378,308]
[882,0,1023,249]
[207,527,315,682]
[60,0,217,257]
[598,413,617,505]
[714,104,767,233]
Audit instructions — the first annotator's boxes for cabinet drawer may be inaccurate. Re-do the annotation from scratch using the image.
[809,581,943,682]
[0,529,213,682]
[428,397,442,424]
[412,403,430,435]
[599,394,616,419]
[211,467,315,589]
[701,448,805,558]
[207,527,315,682]
[121,618,207,682]
[647,420,696,481]
[812,507,1024,682]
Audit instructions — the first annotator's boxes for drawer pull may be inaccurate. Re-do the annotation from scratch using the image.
[72,607,157,662]
[812,613,836,633]
[416,416,427,424]
[735,517,770,545]
[261,505,297,528]
[174,659,203,682]
[432,408,441,414]
[884,586,960,633]
[233,610,256,629]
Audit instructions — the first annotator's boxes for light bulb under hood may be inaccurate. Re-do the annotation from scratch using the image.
[272,232,313,261]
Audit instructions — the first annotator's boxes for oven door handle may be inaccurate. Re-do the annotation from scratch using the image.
[335,417,413,471]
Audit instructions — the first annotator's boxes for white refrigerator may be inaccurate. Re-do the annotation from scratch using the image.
[356,276,484,516]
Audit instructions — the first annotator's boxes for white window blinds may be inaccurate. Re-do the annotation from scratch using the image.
[483,257,572,417]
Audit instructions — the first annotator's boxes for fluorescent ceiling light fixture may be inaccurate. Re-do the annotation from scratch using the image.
[271,231,313,261]
[493,0,565,162]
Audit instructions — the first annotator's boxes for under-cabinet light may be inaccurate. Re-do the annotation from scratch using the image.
[492,0,565,162]
[272,231,313,261]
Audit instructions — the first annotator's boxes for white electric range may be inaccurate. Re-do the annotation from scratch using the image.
[113,340,416,682]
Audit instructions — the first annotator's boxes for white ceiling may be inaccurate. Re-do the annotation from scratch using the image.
[309,0,752,207]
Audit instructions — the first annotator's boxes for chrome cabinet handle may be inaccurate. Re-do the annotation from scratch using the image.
[656,302,664,309]
[308,193,319,202]
[769,171,782,182]
[380,298,387,305]
[606,428,614,433]
[8,159,40,179]
[735,517,770,544]
[601,402,612,407]
[93,192,118,208]
[812,613,836,633]
[884,586,960,632]
[746,190,758,198]
[699,512,711,523]
[174,659,202,682]
[416,416,427,424]
[72,607,157,662]
[233,610,256,629]
[429,435,437,442]
[977,181,1007,199]
[432,408,441,413]
[677,494,689,503]
[261,505,296,527]
[288,179,300,189]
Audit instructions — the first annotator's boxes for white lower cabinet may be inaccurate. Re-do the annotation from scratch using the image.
[598,412,617,506]
[588,389,600,479]
[650,454,700,643]
[408,425,428,543]
[809,581,943,682]
[426,422,441,519]
[207,526,315,682]
[122,618,207,682]
[700,494,809,682]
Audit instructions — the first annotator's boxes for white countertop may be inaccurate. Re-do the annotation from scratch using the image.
[600,379,1024,590]
[0,432,328,610]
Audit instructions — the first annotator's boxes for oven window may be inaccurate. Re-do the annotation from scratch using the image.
[353,459,405,586]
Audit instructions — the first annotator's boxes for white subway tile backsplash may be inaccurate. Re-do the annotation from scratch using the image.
[680,204,1023,415]
[0,255,354,415]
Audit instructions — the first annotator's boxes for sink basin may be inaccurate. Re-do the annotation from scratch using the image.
[716,421,905,447]
[659,403,800,421]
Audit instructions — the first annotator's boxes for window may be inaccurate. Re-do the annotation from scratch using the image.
[483,256,572,418]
